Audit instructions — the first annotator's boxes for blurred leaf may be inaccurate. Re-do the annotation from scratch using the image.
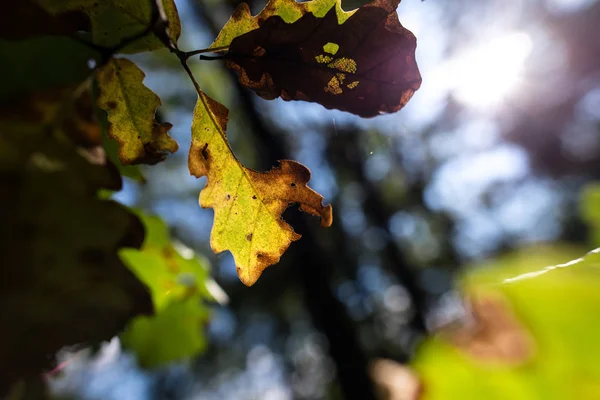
[120,298,209,368]
[120,212,214,367]
[1,86,103,149]
[188,91,333,286]
[96,58,178,165]
[0,89,153,392]
[581,184,600,245]
[213,0,421,117]
[410,246,600,400]
[0,1,89,40]
[37,0,181,53]
[121,212,213,310]
[0,36,100,102]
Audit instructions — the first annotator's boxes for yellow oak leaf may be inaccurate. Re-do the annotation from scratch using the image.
[97,58,178,165]
[188,91,332,286]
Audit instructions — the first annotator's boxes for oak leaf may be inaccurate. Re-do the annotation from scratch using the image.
[212,0,421,117]
[37,0,181,53]
[97,58,178,165]
[189,91,332,286]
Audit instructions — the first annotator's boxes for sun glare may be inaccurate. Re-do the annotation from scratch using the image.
[432,32,533,112]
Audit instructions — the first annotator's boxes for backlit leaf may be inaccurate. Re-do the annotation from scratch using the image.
[37,0,181,53]
[212,0,421,117]
[0,88,153,391]
[120,212,213,367]
[189,91,333,286]
[96,58,178,165]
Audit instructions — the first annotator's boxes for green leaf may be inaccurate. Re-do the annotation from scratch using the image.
[0,89,153,391]
[409,246,600,400]
[188,91,333,286]
[37,0,181,53]
[96,58,178,165]
[212,0,421,117]
[120,212,213,310]
[120,299,209,368]
[119,212,214,367]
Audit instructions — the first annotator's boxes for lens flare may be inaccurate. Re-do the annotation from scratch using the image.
[431,32,533,111]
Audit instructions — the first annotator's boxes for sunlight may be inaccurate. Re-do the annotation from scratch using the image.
[431,32,533,111]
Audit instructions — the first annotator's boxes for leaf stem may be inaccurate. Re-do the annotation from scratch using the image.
[184,46,229,59]
[198,54,229,61]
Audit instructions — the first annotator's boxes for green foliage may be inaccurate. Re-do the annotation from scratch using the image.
[411,246,600,399]
[120,212,213,309]
[121,299,210,368]
[119,213,213,367]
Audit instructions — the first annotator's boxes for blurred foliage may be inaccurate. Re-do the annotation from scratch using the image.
[120,211,214,367]
[0,90,153,393]
[410,245,600,399]
[0,0,194,390]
